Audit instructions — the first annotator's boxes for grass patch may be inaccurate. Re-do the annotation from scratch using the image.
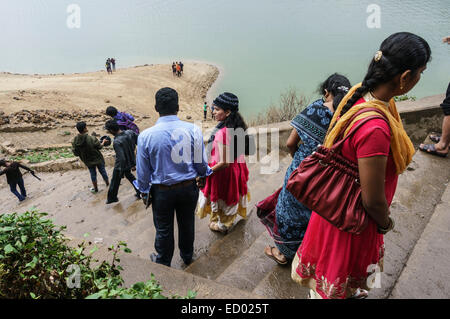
[9,147,75,164]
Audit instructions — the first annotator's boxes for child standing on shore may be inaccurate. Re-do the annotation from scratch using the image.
[0,159,34,202]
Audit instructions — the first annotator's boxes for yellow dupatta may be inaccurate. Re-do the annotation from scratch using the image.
[324,83,415,175]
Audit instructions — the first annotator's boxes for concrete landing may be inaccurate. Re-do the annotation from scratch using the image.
[390,183,450,299]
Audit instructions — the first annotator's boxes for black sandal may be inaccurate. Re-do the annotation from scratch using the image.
[430,133,441,143]
[419,144,448,158]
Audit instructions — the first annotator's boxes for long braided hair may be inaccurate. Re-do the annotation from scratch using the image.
[340,32,431,117]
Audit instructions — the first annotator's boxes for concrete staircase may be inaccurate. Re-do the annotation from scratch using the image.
[1,137,448,299]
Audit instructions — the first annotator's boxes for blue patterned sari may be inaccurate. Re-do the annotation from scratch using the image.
[257,99,333,260]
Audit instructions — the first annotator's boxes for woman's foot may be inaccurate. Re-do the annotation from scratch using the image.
[419,143,448,158]
[350,288,369,299]
[264,246,288,265]
[209,222,228,234]
[430,133,441,143]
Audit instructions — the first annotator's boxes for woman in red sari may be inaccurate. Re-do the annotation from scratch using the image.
[291,32,431,299]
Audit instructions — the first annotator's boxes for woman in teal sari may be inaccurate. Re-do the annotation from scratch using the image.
[257,73,351,264]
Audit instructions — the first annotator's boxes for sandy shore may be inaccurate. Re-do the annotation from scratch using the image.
[0,62,219,148]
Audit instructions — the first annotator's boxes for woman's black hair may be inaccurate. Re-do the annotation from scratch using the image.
[318,73,351,111]
[340,32,431,116]
[223,110,248,131]
[106,106,118,117]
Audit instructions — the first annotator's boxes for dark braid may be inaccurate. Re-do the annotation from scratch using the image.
[341,32,431,116]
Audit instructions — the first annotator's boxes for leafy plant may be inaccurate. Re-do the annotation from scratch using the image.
[0,210,196,299]
[394,94,416,102]
[9,147,75,164]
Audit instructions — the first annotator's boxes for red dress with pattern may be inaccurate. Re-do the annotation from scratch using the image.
[292,98,397,299]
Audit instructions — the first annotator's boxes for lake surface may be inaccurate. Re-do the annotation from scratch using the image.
[1,0,449,117]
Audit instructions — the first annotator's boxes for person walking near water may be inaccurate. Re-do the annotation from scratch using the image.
[203,101,208,120]
[134,87,212,267]
[176,62,181,77]
[72,121,109,193]
[111,58,116,72]
[172,62,176,76]
[257,74,351,265]
[196,92,250,234]
[106,59,112,74]
[105,120,141,204]
[0,159,34,202]
[291,32,431,299]
[179,61,184,75]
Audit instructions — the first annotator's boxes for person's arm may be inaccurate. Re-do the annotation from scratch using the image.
[211,142,230,173]
[125,112,135,122]
[133,135,152,195]
[286,129,301,157]
[193,126,213,177]
[92,136,103,150]
[72,141,80,157]
[18,163,33,173]
[358,156,390,229]
[0,168,6,176]
[113,141,125,173]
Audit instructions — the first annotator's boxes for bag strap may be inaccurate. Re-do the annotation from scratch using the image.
[330,108,389,152]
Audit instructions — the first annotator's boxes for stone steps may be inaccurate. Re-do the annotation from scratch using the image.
[389,181,450,298]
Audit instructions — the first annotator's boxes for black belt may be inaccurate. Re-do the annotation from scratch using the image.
[153,179,195,190]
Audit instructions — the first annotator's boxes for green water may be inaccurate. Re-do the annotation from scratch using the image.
[1,0,449,117]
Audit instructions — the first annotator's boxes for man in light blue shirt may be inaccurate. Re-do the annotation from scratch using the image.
[134,87,212,267]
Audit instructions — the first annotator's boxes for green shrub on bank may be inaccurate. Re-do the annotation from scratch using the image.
[9,148,75,164]
[394,95,416,102]
[0,210,196,299]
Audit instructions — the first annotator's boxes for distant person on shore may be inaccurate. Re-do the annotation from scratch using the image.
[257,74,351,266]
[172,62,176,76]
[176,62,181,77]
[203,101,208,120]
[0,159,34,202]
[196,92,250,234]
[106,106,140,134]
[111,58,116,72]
[419,37,450,157]
[106,59,112,74]
[210,104,214,119]
[179,61,184,74]
[134,87,212,267]
[72,121,109,194]
[104,120,141,204]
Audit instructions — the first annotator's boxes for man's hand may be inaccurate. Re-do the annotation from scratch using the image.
[196,177,206,189]
[142,193,151,207]
[443,36,450,44]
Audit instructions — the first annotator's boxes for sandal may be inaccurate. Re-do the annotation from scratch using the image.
[430,133,441,143]
[419,143,448,158]
[264,246,288,265]
[350,288,369,299]
[209,222,228,234]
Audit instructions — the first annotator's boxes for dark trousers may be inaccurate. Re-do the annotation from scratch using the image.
[9,177,26,201]
[107,168,140,201]
[204,110,207,119]
[151,181,199,267]
[88,164,108,183]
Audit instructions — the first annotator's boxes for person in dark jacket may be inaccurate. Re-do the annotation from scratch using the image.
[72,122,109,193]
[105,119,141,204]
[0,159,34,202]
[106,106,140,134]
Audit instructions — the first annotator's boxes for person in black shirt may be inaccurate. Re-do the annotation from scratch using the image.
[104,120,141,204]
[0,159,34,202]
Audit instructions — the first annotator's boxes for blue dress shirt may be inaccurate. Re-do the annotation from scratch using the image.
[133,115,213,193]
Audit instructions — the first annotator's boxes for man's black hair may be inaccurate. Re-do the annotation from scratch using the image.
[105,119,120,133]
[106,106,118,117]
[155,87,179,116]
[76,121,87,134]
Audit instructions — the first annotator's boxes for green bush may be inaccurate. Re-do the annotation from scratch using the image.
[0,210,196,299]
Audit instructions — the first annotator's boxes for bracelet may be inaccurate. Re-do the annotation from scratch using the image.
[377,216,395,234]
